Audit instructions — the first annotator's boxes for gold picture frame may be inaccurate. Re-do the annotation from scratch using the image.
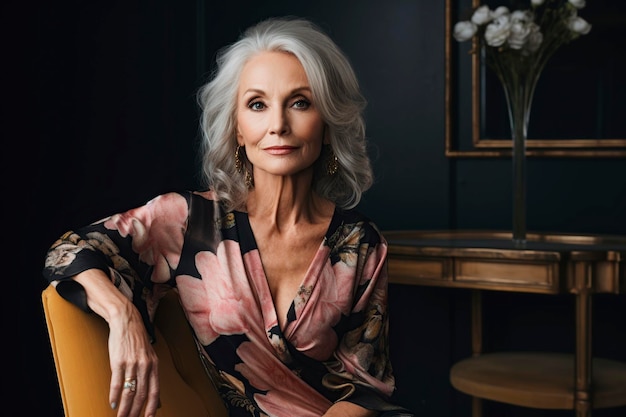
[444,0,626,157]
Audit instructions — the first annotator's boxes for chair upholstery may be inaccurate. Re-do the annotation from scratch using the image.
[42,284,228,417]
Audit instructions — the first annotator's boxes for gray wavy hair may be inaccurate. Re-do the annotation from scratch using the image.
[197,16,373,211]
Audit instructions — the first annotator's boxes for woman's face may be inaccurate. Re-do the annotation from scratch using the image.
[236,51,325,180]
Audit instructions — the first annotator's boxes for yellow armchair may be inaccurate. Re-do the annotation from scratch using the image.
[41,284,228,417]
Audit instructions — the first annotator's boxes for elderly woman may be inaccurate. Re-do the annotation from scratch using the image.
[43,17,412,417]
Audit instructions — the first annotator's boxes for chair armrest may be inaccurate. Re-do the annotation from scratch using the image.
[42,285,228,417]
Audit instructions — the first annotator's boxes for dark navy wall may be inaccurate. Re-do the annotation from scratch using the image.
[11,1,625,416]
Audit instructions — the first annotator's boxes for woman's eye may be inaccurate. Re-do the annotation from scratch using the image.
[292,99,310,109]
[248,101,265,111]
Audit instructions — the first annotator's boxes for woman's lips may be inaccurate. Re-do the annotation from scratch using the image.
[264,146,297,155]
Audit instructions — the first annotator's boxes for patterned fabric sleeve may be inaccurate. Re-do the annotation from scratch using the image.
[323,219,413,416]
[41,191,192,341]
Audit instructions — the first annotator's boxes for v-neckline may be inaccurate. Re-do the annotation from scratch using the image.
[235,207,342,331]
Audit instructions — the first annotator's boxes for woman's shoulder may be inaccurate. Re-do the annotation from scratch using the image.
[152,190,219,207]
[333,206,385,246]
[336,206,380,229]
[142,190,222,219]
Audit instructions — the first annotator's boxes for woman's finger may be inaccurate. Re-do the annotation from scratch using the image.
[109,366,131,411]
[116,374,139,417]
[126,373,146,417]
[142,361,161,417]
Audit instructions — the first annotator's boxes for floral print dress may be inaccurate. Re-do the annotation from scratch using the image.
[42,190,412,417]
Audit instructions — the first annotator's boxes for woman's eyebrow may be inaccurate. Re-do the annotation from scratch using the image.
[242,86,312,96]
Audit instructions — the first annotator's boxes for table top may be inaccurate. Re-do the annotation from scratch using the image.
[383,230,626,294]
[384,230,626,252]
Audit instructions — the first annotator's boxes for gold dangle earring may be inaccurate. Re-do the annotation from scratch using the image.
[236,144,254,188]
[245,169,254,189]
[326,146,338,176]
[235,145,243,173]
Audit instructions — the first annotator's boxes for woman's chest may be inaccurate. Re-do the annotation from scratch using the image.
[256,235,324,329]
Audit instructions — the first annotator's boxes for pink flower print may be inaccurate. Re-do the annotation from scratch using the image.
[286,262,356,360]
[352,245,388,313]
[293,285,312,313]
[242,250,278,328]
[176,240,266,346]
[104,192,188,283]
[235,340,330,417]
[334,345,394,398]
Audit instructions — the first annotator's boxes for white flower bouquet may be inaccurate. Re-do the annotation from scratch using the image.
[452,0,591,112]
[454,0,591,61]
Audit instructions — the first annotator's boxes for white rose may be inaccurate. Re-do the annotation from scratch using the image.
[531,0,545,5]
[453,21,478,42]
[507,10,533,50]
[492,6,510,18]
[568,15,591,34]
[471,5,492,25]
[484,14,511,47]
[510,10,533,24]
[524,22,543,53]
[568,0,586,9]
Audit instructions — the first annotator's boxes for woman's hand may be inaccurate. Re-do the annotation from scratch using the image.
[74,269,160,417]
[107,302,160,417]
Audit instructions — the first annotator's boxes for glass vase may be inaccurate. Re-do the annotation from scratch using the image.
[500,71,540,248]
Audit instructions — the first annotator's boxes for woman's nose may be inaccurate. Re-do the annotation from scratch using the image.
[268,108,290,136]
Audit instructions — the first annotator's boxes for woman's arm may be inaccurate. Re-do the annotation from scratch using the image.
[42,192,193,417]
[73,268,160,417]
[322,220,412,415]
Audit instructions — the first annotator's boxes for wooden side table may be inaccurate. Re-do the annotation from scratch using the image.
[384,230,626,417]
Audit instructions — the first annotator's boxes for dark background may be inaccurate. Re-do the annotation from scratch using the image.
[6,1,625,416]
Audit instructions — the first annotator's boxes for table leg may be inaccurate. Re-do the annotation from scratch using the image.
[573,261,593,417]
[471,290,484,417]
[471,290,483,357]
[472,396,483,417]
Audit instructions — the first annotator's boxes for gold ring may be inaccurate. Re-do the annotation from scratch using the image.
[123,378,137,392]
